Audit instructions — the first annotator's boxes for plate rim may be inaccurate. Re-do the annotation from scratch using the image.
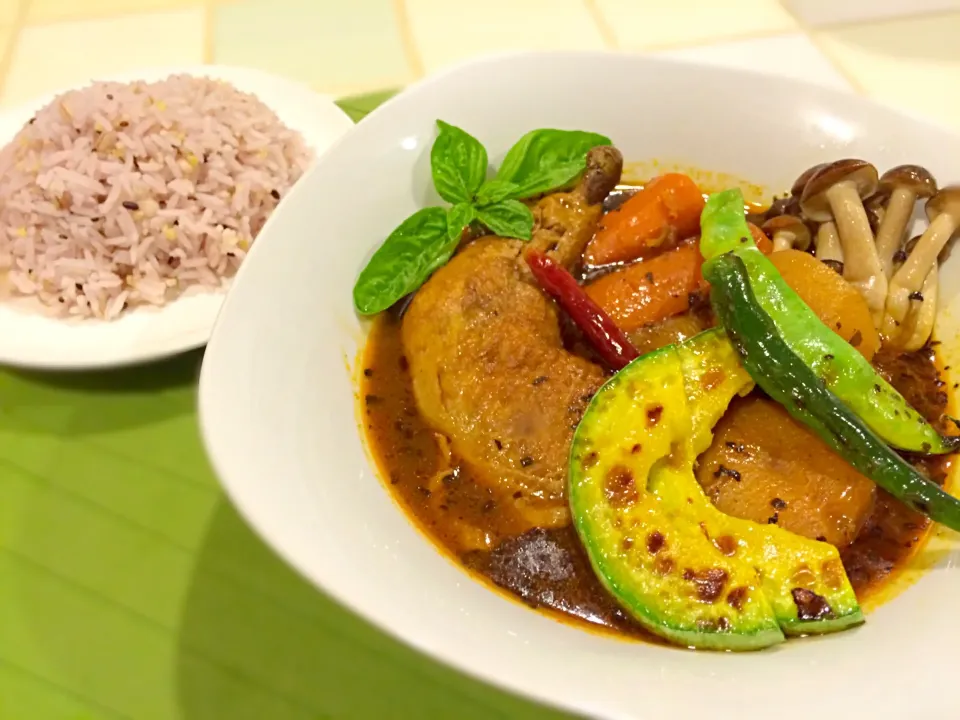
[0,63,354,371]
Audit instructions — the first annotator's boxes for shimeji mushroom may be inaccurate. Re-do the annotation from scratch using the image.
[763,215,812,253]
[814,221,844,274]
[874,165,938,280]
[801,160,886,326]
[761,163,828,220]
[898,267,938,352]
[888,234,937,351]
[884,186,960,341]
[792,163,828,197]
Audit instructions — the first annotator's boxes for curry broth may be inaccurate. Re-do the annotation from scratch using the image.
[360,309,953,641]
[359,170,954,641]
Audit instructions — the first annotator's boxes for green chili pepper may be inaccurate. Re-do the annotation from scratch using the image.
[705,253,960,532]
[700,188,958,455]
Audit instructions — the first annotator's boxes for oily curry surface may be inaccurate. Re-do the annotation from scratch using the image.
[360,310,953,642]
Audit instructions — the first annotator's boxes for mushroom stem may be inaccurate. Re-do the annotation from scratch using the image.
[825,182,887,325]
[772,230,793,253]
[884,212,958,333]
[815,221,843,269]
[896,267,938,352]
[874,187,916,279]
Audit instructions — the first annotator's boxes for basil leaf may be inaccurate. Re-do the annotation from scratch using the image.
[475,178,520,207]
[477,200,534,241]
[431,120,488,204]
[495,129,611,199]
[353,207,452,315]
[447,202,476,243]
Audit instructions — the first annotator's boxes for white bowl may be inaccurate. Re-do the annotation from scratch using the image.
[0,65,353,370]
[199,52,960,720]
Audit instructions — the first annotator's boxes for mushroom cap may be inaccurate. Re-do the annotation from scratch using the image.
[879,164,938,199]
[925,185,960,222]
[790,163,828,197]
[762,214,812,250]
[800,159,879,222]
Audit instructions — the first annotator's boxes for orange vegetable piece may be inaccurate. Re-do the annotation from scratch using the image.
[584,226,775,333]
[585,173,705,266]
[698,395,876,548]
[769,249,880,361]
[584,243,704,332]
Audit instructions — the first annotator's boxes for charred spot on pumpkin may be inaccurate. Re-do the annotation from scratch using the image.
[683,568,729,603]
[770,497,787,510]
[653,556,675,575]
[697,616,731,632]
[791,588,834,620]
[646,531,665,554]
[621,537,634,551]
[646,405,664,427]
[631,443,642,454]
[724,441,745,453]
[726,586,748,611]
[714,535,738,556]
[849,330,863,348]
[582,451,599,469]
[604,465,638,507]
[701,367,726,392]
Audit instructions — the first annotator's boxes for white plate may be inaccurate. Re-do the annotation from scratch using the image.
[0,65,354,370]
[198,52,960,720]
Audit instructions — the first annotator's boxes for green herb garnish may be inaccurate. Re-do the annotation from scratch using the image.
[352,121,611,315]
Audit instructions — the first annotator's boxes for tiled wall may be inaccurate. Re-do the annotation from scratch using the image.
[1,0,960,130]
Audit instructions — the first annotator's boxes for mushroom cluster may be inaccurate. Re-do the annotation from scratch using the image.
[764,159,960,351]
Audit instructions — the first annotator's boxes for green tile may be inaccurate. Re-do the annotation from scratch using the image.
[0,553,319,720]
[2,473,195,628]
[212,0,412,95]
[175,655,316,720]
[0,553,181,720]
[83,409,216,489]
[0,662,122,720]
[336,88,399,121]
[43,441,219,549]
[0,418,67,477]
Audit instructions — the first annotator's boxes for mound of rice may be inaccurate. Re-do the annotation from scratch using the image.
[0,74,313,320]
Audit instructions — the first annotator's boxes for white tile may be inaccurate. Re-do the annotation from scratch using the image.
[0,0,20,26]
[782,0,960,27]
[212,0,413,96]
[597,0,798,50]
[2,9,205,107]
[406,0,606,75]
[816,13,960,131]
[655,33,853,91]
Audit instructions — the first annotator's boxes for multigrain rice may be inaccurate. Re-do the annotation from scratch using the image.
[0,74,313,319]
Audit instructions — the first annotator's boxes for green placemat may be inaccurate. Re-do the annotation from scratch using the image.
[0,96,574,720]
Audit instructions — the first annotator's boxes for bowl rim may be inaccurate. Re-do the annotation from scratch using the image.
[199,49,960,720]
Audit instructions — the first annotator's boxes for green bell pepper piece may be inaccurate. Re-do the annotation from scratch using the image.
[705,253,960,532]
[700,188,958,455]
